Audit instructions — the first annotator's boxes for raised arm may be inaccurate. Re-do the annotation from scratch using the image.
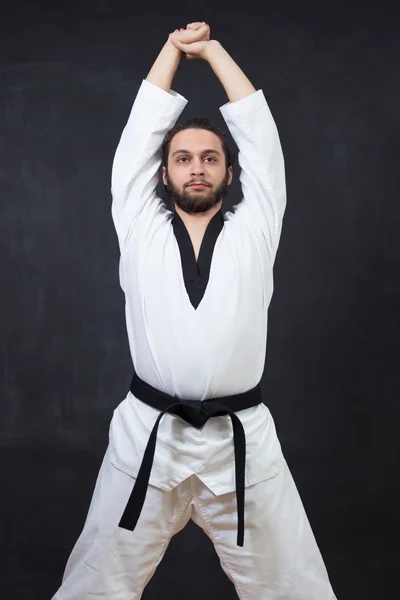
[203,41,257,103]
[145,38,182,93]
[111,37,184,252]
[170,34,287,264]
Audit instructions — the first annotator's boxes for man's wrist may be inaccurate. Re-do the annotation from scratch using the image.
[203,39,222,62]
[165,37,184,57]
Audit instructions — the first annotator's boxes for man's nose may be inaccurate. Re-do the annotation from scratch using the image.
[191,159,205,175]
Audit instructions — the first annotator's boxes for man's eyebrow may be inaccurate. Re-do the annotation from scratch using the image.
[171,149,222,157]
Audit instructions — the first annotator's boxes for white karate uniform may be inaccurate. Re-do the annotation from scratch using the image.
[52,80,336,599]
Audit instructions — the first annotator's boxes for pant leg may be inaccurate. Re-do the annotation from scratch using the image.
[52,446,193,600]
[190,463,337,600]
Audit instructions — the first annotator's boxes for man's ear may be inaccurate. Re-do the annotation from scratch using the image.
[162,166,167,186]
[227,166,233,185]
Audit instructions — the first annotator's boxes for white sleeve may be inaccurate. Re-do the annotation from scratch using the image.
[219,90,287,265]
[111,79,188,252]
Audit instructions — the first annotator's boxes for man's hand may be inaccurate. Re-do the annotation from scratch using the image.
[146,22,211,92]
[169,22,212,61]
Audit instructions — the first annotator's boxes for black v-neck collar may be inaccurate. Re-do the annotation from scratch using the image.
[172,210,224,310]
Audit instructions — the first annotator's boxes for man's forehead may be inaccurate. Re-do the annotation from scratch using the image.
[171,128,222,150]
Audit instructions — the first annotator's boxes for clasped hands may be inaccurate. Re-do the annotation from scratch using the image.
[169,22,213,61]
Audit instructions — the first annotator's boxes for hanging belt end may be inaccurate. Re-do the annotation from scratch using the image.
[118,515,136,532]
[237,531,244,547]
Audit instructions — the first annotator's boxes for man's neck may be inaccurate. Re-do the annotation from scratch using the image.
[174,201,222,231]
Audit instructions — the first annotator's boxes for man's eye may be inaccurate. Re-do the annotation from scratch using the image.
[177,157,216,162]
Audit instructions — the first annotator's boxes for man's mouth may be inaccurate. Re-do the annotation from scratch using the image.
[189,183,208,189]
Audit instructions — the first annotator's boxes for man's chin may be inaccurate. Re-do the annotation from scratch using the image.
[176,202,216,215]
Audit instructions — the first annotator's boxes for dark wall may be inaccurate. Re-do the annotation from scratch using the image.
[1,2,399,599]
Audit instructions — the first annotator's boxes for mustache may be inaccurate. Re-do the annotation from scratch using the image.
[186,180,210,187]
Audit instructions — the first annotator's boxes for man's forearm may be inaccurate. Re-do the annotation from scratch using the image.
[206,41,256,103]
[146,39,182,93]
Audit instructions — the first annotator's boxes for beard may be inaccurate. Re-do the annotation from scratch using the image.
[164,170,230,214]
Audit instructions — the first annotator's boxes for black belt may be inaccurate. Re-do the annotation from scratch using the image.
[118,370,263,547]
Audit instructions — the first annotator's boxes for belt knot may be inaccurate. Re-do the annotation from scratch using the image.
[179,399,208,428]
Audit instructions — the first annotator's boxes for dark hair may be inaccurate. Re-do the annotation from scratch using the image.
[161,117,236,170]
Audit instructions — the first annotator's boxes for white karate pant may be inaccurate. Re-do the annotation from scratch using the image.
[52,446,336,600]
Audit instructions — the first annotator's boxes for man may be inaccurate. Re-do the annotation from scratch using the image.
[52,22,336,600]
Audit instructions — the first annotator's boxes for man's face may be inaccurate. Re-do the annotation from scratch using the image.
[162,128,233,214]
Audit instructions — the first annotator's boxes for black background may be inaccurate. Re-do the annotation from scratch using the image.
[1,1,399,599]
